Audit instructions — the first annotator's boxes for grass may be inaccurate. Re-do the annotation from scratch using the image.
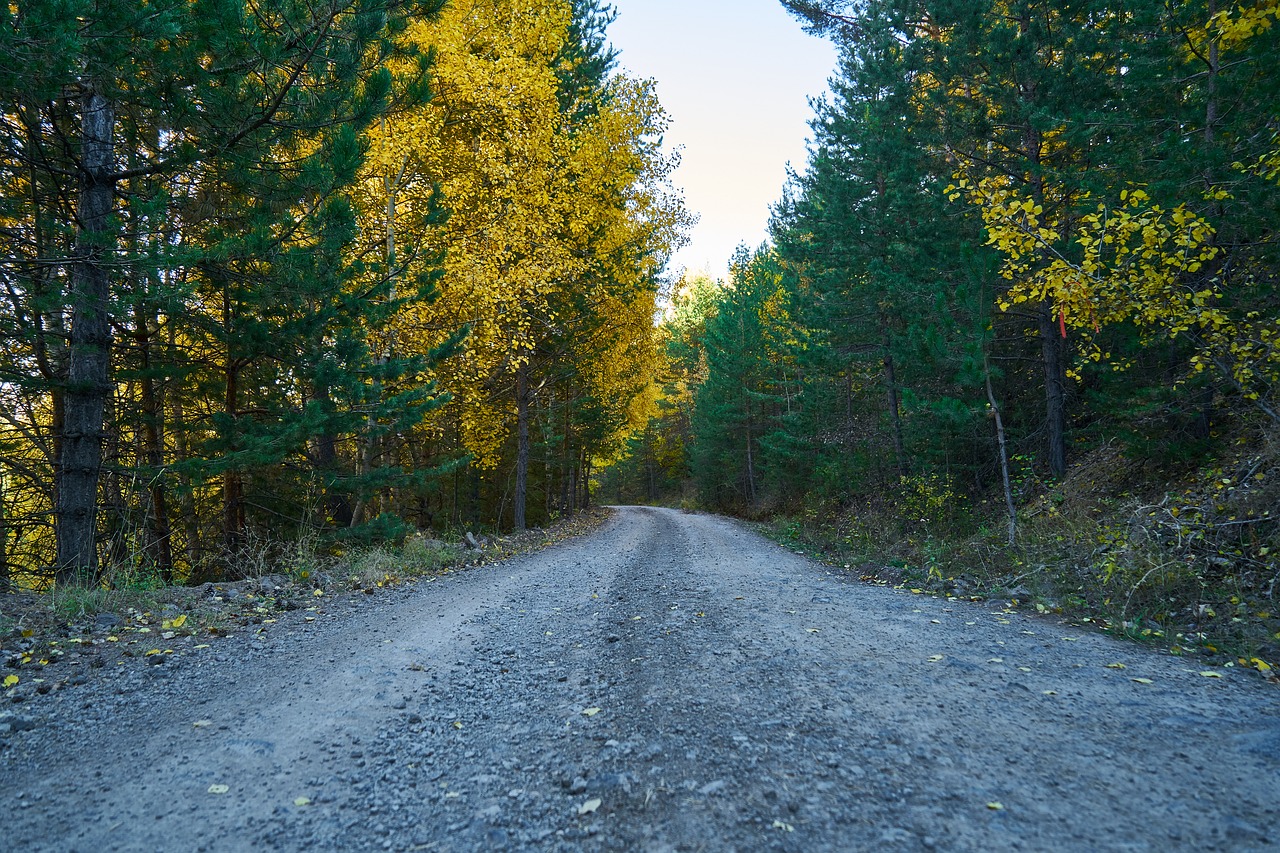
[759,449,1280,674]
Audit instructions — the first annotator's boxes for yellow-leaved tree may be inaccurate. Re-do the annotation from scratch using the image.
[358,0,688,529]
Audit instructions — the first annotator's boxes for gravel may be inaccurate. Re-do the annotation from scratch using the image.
[1,506,1278,851]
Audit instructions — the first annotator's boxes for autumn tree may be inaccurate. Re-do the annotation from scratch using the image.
[362,0,687,531]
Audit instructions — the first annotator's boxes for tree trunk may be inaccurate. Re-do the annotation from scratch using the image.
[223,364,244,557]
[310,383,353,529]
[513,361,530,532]
[0,461,10,591]
[882,328,907,479]
[133,301,173,581]
[1038,304,1068,477]
[168,315,203,577]
[56,88,116,585]
[984,363,1017,547]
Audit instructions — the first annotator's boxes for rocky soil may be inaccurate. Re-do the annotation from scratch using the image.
[1,506,1278,852]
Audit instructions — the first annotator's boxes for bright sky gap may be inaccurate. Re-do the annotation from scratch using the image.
[608,0,839,280]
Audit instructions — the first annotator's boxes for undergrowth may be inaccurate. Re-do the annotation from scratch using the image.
[764,433,1280,676]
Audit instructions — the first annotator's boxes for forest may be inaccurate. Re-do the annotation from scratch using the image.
[0,0,687,589]
[2,0,1278,667]
[604,0,1279,663]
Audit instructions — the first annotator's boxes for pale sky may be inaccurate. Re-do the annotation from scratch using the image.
[608,0,838,281]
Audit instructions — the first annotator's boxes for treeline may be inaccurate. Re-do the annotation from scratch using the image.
[607,0,1278,615]
[0,0,687,588]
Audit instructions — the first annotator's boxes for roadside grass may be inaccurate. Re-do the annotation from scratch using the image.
[5,510,610,650]
[761,447,1279,677]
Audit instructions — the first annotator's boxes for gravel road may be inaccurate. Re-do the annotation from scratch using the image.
[2,506,1278,852]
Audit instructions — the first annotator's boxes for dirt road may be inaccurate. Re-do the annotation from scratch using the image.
[2,506,1278,851]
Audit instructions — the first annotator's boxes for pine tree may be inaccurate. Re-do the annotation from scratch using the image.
[0,0,445,583]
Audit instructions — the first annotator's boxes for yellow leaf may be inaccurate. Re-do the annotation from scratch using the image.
[294,797,311,807]
[3,674,18,688]
[582,707,602,717]
[1105,663,1126,669]
[927,654,944,662]
[1042,690,1057,695]
[208,785,230,795]
[20,629,33,638]
[578,798,602,815]
[144,649,163,656]
[1199,671,1223,678]
[987,802,1004,810]
[194,644,211,649]
[452,721,463,729]
[313,589,324,597]
[1132,678,1154,685]
[162,615,187,630]
[192,719,213,728]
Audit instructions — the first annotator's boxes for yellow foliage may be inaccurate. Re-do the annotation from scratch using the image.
[951,172,1279,402]
[357,0,687,467]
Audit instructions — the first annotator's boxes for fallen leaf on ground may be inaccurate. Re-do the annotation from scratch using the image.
[582,707,601,717]
[1132,678,1154,685]
[192,720,213,728]
[1017,666,1032,672]
[453,721,463,729]
[294,797,311,807]
[1042,690,1057,695]
[987,802,1004,810]
[1105,663,1127,669]
[931,619,941,624]
[3,675,18,688]
[988,658,1003,663]
[578,798,602,815]
[1199,671,1223,678]
[208,785,229,795]
[927,655,944,662]
[806,628,820,634]
[772,820,795,832]
[162,615,187,630]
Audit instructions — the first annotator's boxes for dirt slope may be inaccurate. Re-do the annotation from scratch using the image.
[2,506,1277,851]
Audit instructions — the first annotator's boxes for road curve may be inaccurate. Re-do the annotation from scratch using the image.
[2,506,1278,851]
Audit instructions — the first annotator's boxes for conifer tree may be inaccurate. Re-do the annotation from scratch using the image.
[0,0,445,583]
